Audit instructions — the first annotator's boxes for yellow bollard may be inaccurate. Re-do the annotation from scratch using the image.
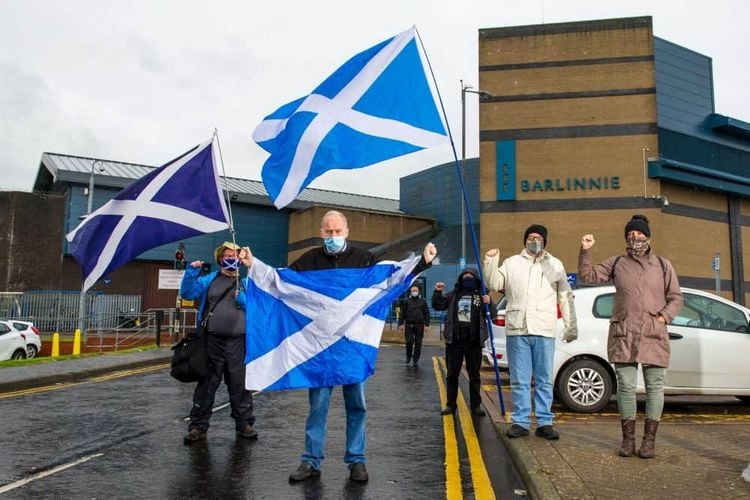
[73,329,82,356]
[51,333,60,357]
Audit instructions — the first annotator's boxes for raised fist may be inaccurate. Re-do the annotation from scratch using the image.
[581,234,595,250]
[435,282,445,292]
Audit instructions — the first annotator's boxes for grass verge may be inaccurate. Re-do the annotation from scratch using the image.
[0,344,163,369]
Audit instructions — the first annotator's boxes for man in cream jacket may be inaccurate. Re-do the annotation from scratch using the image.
[483,224,577,440]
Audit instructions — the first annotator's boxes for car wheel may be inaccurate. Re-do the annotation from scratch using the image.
[736,396,750,403]
[556,359,613,413]
[26,345,38,359]
[11,349,27,360]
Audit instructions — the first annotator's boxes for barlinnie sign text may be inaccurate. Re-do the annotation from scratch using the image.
[520,176,620,193]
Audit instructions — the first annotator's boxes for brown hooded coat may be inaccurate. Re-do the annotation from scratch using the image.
[578,249,683,367]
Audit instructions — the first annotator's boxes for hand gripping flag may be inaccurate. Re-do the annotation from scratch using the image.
[66,138,230,292]
[252,27,448,209]
[244,255,422,391]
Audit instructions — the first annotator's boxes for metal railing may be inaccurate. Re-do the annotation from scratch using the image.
[0,291,141,333]
[87,308,198,352]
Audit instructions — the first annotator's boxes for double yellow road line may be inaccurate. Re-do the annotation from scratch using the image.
[432,356,495,500]
[0,363,169,400]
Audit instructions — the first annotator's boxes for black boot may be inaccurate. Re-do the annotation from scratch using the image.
[638,419,659,459]
[619,420,636,457]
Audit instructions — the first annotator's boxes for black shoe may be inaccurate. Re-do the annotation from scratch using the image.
[183,428,207,443]
[289,461,320,482]
[471,406,486,417]
[506,424,529,438]
[349,462,369,482]
[535,425,560,440]
[441,406,456,416]
[405,358,411,364]
[412,360,419,367]
[236,424,258,440]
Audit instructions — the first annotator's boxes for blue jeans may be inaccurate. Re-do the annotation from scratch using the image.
[506,335,555,428]
[302,382,367,470]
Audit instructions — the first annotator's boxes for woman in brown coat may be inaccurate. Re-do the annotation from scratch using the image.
[578,215,683,459]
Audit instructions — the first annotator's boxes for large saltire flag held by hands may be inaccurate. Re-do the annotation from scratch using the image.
[252,27,448,209]
[244,255,422,391]
[66,138,230,292]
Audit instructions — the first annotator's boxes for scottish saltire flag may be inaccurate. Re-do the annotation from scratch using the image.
[252,27,448,209]
[244,255,422,391]
[66,138,230,292]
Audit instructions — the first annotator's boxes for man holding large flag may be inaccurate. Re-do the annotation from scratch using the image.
[239,210,437,483]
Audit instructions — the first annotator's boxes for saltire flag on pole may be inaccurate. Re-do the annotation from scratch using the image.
[66,138,230,292]
[243,255,422,391]
[252,26,448,209]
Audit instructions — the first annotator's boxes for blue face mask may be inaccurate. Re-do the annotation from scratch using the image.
[220,258,240,271]
[324,236,346,253]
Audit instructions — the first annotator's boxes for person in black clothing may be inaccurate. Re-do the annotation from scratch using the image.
[432,268,495,417]
[239,210,437,484]
[179,242,257,444]
[398,285,430,366]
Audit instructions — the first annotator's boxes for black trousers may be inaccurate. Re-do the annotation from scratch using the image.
[445,343,483,409]
[190,335,254,431]
[404,323,425,362]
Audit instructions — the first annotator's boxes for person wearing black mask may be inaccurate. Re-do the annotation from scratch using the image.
[398,285,430,366]
[432,269,495,417]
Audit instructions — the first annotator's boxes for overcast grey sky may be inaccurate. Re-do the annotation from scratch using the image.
[1,0,747,200]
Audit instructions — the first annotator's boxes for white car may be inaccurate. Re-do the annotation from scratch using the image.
[483,286,750,412]
[7,320,42,358]
[0,321,28,361]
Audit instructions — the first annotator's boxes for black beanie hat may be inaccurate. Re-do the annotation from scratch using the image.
[524,224,548,247]
[624,214,651,238]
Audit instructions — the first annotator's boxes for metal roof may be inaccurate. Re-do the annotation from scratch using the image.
[37,152,402,214]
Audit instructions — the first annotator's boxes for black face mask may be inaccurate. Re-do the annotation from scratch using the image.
[460,277,477,291]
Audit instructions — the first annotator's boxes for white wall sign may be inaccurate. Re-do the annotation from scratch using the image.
[158,269,185,290]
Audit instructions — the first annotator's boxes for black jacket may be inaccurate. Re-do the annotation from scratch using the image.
[432,269,496,345]
[290,244,432,274]
[398,297,430,326]
[290,245,377,271]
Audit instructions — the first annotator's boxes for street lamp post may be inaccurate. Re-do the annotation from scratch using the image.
[460,80,492,269]
[77,160,103,336]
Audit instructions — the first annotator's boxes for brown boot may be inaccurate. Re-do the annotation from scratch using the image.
[619,420,636,457]
[638,418,659,459]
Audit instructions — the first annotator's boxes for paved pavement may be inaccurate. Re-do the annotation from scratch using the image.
[3,330,750,499]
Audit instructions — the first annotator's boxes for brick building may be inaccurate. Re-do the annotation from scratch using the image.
[476,16,750,304]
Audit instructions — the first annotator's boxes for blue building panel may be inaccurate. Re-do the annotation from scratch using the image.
[653,36,750,189]
[400,158,479,228]
[654,37,715,137]
[496,141,516,201]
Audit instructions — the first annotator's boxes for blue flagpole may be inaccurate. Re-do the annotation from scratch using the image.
[415,28,505,416]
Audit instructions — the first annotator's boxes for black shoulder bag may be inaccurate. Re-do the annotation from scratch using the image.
[170,282,236,383]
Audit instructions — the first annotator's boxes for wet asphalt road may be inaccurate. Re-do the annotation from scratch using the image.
[0,345,523,499]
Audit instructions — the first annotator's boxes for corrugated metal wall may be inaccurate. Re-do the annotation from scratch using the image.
[400,158,479,228]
